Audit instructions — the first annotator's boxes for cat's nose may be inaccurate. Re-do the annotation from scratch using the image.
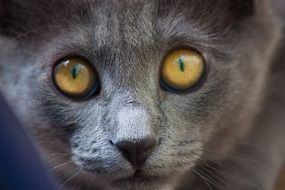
[115,138,156,169]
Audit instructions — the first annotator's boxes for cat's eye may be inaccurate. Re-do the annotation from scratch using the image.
[52,57,99,99]
[160,48,205,92]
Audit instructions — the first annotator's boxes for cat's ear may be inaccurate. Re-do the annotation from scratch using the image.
[0,0,91,38]
[230,0,275,19]
[159,0,267,22]
[0,0,67,38]
[229,0,255,18]
[0,0,44,37]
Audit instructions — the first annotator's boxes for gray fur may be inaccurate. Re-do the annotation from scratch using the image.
[0,0,284,190]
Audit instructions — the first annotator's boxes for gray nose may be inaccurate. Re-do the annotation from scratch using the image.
[115,138,156,168]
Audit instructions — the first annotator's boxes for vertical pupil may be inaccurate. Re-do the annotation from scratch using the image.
[178,57,185,72]
[71,64,81,80]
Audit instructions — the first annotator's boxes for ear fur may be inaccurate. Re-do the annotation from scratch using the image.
[0,0,92,37]
[229,0,255,19]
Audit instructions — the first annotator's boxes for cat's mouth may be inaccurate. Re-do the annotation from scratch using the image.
[114,170,164,184]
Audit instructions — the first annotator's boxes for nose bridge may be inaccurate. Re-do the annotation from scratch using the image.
[114,105,155,143]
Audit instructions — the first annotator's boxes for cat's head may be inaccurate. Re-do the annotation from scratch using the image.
[0,0,281,189]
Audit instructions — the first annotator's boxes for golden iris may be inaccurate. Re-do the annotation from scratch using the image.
[53,57,98,98]
[161,49,204,91]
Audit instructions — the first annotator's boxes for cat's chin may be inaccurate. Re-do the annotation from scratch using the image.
[93,169,174,190]
[111,174,173,190]
[61,166,178,190]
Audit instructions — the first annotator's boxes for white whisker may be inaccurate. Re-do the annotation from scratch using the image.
[49,161,73,172]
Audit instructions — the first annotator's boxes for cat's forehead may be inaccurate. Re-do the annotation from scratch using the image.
[52,0,252,27]
[3,0,255,36]
[2,0,263,73]
[15,0,253,48]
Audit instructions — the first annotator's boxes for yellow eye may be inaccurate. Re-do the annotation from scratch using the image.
[160,49,205,92]
[53,57,99,98]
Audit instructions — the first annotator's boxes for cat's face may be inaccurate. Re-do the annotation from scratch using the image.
[0,0,281,189]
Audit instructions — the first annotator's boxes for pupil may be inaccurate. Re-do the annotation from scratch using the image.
[178,57,185,72]
[71,64,81,80]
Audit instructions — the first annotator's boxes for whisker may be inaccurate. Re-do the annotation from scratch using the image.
[46,152,71,156]
[194,148,268,166]
[191,168,215,190]
[191,150,269,190]
[49,161,73,172]
[198,149,273,176]
[191,138,269,151]
[60,169,81,189]
[47,153,71,163]
[15,24,60,39]
[201,163,227,190]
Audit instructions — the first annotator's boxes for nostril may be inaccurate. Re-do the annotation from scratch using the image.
[117,146,132,161]
[109,140,114,145]
[115,138,156,169]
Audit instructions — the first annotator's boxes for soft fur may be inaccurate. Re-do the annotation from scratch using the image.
[0,0,284,190]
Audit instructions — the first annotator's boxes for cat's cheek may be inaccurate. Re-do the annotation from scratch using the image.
[159,89,168,101]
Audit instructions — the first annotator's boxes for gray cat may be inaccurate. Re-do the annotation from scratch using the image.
[0,0,285,190]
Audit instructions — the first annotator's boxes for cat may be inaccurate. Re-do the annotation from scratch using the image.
[0,0,285,190]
